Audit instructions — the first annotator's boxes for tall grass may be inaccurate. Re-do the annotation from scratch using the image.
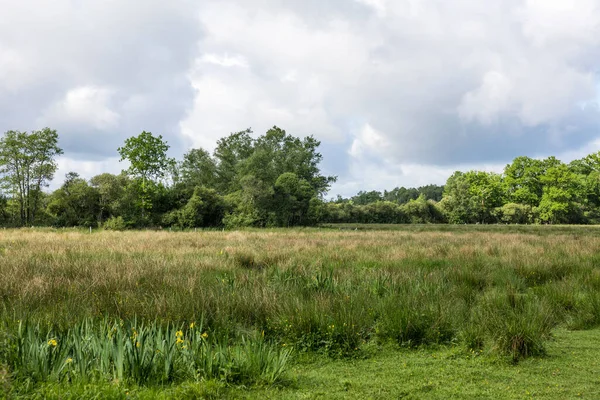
[2,226,600,391]
[1,318,291,388]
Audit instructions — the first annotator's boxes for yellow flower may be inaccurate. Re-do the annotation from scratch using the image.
[66,357,73,364]
[189,322,195,330]
[48,339,58,347]
[176,337,184,345]
[136,341,140,348]
[176,330,183,338]
[201,332,209,339]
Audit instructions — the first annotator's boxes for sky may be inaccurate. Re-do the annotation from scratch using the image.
[1,0,600,197]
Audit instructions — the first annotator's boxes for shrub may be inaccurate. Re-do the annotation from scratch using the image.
[103,216,127,231]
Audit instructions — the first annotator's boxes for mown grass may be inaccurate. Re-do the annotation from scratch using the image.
[2,226,600,396]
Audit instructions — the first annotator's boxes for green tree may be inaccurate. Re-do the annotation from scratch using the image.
[118,131,174,222]
[495,203,534,224]
[440,171,503,224]
[239,127,336,197]
[217,127,336,227]
[352,190,383,205]
[463,171,504,223]
[89,173,129,224]
[163,186,226,229]
[402,194,445,223]
[177,148,218,190]
[213,129,255,193]
[0,128,63,225]
[504,156,561,207]
[274,172,314,226]
[47,172,100,227]
[537,162,582,224]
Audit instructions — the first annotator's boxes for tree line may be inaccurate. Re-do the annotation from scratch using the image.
[0,127,335,229]
[1,127,599,228]
[323,155,600,225]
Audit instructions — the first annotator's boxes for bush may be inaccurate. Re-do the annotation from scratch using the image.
[103,216,127,231]
[495,203,534,224]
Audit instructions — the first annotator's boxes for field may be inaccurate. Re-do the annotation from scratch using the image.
[2,225,600,398]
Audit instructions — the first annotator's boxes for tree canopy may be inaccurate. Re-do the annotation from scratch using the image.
[2,126,600,228]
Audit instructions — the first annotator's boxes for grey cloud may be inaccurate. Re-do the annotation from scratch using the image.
[2,0,600,192]
[186,0,600,171]
[0,0,202,160]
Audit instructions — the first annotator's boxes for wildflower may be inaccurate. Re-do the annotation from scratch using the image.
[176,330,183,338]
[48,339,58,347]
[201,332,209,339]
[66,357,73,364]
[176,337,184,345]
[190,322,195,330]
[136,341,140,348]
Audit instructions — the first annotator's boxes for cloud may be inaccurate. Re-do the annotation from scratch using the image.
[41,86,120,131]
[0,0,202,162]
[2,0,600,195]
[179,0,600,197]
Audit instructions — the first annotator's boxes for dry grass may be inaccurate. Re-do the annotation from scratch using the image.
[1,226,600,361]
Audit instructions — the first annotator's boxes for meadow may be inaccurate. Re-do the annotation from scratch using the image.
[2,225,600,398]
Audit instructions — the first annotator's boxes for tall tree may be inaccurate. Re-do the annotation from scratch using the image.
[0,128,63,225]
[177,148,218,190]
[118,131,174,221]
[90,173,129,224]
[213,129,255,193]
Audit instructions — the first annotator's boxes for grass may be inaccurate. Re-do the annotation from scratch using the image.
[11,329,600,399]
[2,225,600,397]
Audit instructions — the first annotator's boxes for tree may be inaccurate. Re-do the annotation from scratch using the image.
[274,172,314,226]
[463,171,504,223]
[163,186,226,229]
[537,162,582,224]
[213,129,254,193]
[178,148,218,190]
[216,126,336,227]
[118,131,174,222]
[239,127,336,197]
[0,128,63,225]
[496,203,534,224]
[47,172,100,227]
[403,194,445,223]
[90,173,129,224]
[352,190,383,205]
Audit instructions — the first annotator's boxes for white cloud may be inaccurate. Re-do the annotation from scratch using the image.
[200,53,249,68]
[2,0,600,194]
[459,71,515,124]
[0,0,201,158]
[40,86,119,130]
[354,0,388,16]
